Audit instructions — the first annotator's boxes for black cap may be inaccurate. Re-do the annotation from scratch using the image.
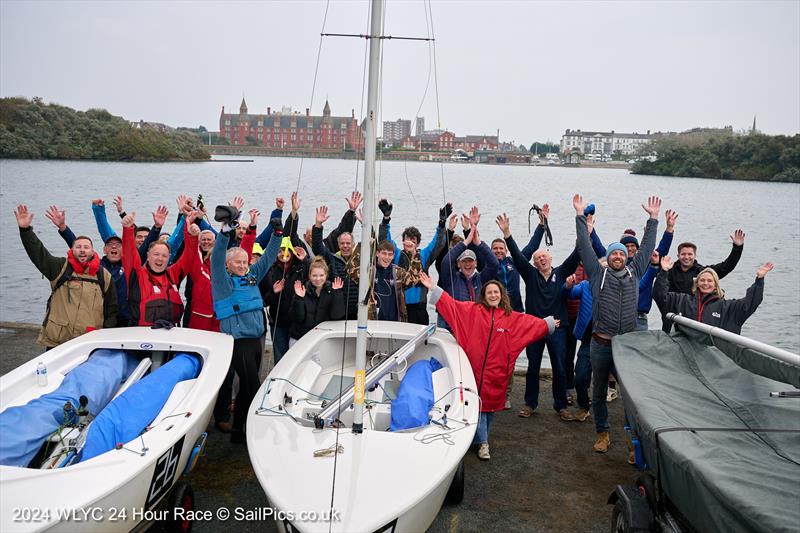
[214,205,240,224]
[104,235,122,245]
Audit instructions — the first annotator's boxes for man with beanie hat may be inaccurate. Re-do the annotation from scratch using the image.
[573,194,661,456]
[589,210,678,330]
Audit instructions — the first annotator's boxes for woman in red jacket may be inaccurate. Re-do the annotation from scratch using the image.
[122,208,194,326]
[420,272,557,461]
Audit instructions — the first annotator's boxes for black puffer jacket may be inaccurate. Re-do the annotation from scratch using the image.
[264,256,309,328]
[289,281,345,339]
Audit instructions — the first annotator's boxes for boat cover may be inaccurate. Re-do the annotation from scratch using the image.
[390,358,442,431]
[79,353,201,462]
[613,330,800,533]
[0,350,138,467]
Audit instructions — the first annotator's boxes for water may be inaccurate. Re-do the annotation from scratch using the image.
[1,156,799,353]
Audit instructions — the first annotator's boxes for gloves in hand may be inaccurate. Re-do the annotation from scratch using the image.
[439,202,453,224]
[378,199,392,220]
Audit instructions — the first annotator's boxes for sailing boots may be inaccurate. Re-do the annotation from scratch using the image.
[593,431,611,453]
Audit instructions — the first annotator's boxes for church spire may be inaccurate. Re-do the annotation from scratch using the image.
[240,96,248,115]
[323,99,331,117]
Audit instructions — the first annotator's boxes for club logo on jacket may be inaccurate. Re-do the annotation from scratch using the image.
[712,312,721,318]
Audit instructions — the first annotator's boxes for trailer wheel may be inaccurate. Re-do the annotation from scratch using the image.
[444,460,465,504]
[635,474,658,515]
[166,481,195,533]
[611,500,632,533]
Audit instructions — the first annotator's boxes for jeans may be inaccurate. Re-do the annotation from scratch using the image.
[473,412,495,444]
[590,338,616,433]
[635,315,648,332]
[574,335,592,410]
[524,327,568,411]
[271,326,290,365]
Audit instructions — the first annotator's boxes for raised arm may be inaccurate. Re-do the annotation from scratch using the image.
[121,212,143,285]
[572,194,602,280]
[497,213,536,281]
[17,204,66,280]
[91,199,117,243]
[652,256,688,313]
[45,204,76,248]
[707,229,745,279]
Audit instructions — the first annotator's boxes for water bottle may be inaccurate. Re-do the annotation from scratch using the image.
[36,362,48,387]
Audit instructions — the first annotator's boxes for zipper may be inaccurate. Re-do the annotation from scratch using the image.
[478,309,495,397]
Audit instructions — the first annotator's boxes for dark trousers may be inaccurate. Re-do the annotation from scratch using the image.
[230,336,264,432]
[564,326,577,390]
[590,338,615,433]
[574,329,593,410]
[524,327,568,411]
[406,302,430,325]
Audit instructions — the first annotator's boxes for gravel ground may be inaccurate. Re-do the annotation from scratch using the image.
[1,323,635,532]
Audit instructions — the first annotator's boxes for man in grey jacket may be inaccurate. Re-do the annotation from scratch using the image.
[573,194,661,455]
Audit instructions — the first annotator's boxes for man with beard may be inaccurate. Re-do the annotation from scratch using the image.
[573,194,660,455]
[15,204,117,348]
[46,204,131,327]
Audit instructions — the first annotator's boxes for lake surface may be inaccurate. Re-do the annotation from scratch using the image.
[1,156,799,353]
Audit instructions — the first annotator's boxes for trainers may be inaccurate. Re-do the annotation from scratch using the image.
[558,409,576,421]
[626,435,636,465]
[575,408,591,422]
[504,399,512,410]
[606,388,619,402]
[593,431,611,453]
[518,406,536,418]
[566,392,574,406]
[477,443,491,460]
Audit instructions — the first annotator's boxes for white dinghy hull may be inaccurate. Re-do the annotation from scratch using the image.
[0,327,233,532]
[247,321,479,533]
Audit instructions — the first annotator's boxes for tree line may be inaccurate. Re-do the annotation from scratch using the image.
[631,132,799,183]
[0,97,210,161]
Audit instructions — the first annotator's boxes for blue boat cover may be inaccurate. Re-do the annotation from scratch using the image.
[79,353,201,463]
[390,358,443,431]
[0,350,138,467]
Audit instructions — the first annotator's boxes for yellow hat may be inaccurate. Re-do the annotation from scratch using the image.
[279,236,296,256]
[252,243,264,255]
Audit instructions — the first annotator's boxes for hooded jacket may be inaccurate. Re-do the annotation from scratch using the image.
[430,286,555,412]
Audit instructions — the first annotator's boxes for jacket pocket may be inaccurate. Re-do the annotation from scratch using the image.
[42,314,70,345]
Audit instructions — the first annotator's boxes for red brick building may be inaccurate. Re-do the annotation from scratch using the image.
[454,135,498,152]
[401,130,456,150]
[219,98,364,151]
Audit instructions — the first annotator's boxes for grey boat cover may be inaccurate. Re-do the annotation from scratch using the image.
[613,330,800,533]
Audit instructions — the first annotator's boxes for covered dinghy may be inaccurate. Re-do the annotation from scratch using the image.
[613,329,800,533]
[79,353,201,462]
[0,350,137,467]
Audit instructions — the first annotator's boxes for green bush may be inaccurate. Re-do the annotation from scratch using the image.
[0,97,210,161]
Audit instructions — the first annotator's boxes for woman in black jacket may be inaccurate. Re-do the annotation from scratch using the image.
[265,237,310,363]
[289,257,345,343]
[653,256,773,335]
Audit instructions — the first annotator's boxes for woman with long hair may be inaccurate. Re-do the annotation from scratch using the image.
[653,257,773,335]
[419,272,558,460]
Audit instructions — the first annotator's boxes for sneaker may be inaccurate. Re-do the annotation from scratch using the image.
[558,409,576,421]
[593,431,611,453]
[566,392,574,406]
[504,399,512,410]
[626,435,636,465]
[606,388,619,402]
[574,408,591,422]
[477,443,491,460]
[518,406,536,418]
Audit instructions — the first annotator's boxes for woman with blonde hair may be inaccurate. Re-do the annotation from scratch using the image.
[653,257,774,335]
[289,257,344,344]
[419,272,557,460]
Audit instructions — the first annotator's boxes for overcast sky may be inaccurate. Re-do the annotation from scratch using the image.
[2,1,798,145]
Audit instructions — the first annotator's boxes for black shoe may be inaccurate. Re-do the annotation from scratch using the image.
[230,430,246,444]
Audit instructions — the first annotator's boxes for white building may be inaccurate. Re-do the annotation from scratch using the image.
[560,129,671,156]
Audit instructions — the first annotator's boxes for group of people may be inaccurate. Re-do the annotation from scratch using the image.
[15,190,772,458]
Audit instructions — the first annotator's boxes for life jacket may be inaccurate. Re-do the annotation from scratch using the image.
[39,254,112,347]
[129,267,184,326]
[214,273,264,320]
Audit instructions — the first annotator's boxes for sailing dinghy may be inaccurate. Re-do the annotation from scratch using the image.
[0,327,233,532]
[247,321,479,532]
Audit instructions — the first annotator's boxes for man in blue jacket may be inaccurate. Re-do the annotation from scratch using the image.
[211,205,280,443]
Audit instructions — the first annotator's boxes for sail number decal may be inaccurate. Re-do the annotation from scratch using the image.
[354,369,366,403]
[146,436,185,509]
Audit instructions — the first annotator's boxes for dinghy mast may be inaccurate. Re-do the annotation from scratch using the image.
[352,0,384,434]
